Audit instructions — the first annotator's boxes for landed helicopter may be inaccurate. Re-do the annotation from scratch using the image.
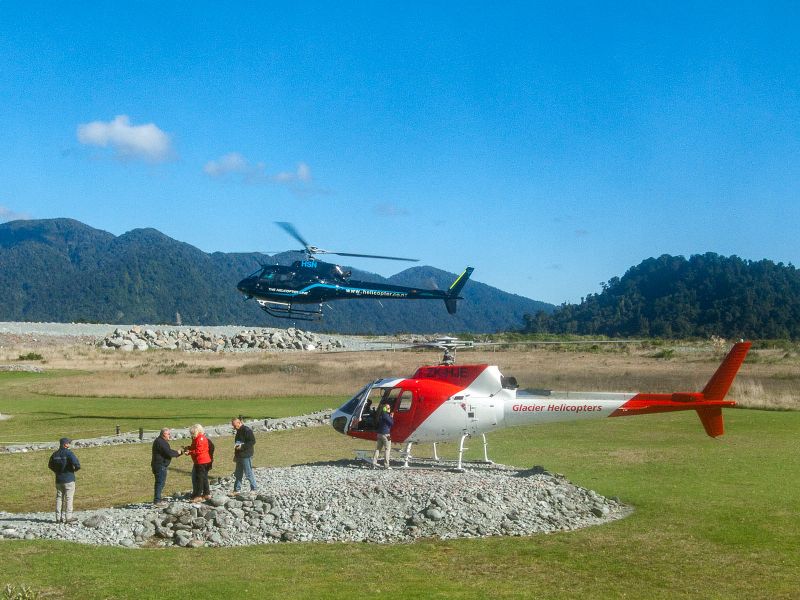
[237,222,474,320]
[330,340,752,470]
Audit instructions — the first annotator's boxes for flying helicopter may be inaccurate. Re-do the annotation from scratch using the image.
[330,340,752,470]
[237,222,474,320]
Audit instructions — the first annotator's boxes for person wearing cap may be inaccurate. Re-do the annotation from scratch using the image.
[230,418,258,495]
[372,404,394,469]
[48,438,81,523]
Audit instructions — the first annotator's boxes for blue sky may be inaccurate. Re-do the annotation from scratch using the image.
[1,2,797,304]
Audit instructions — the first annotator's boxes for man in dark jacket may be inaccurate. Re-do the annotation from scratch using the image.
[151,428,182,506]
[231,418,258,494]
[48,437,81,523]
[372,404,394,469]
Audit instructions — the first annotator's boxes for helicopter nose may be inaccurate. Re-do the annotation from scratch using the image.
[330,408,352,435]
[237,278,253,294]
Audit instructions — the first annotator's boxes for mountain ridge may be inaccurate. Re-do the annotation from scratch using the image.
[0,218,552,333]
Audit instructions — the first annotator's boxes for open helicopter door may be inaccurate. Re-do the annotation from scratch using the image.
[331,382,374,435]
[347,383,380,433]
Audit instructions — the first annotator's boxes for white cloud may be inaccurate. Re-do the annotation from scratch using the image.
[204,154,313,186]
[0,206,31,222]
[203,152,252,177]
[272,161,312,184]
[77,115,173,162]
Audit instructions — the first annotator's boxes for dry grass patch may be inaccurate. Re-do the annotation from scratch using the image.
[731,378,800,410]
[7,343,799,411]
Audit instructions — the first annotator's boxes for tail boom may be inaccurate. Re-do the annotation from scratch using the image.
[609,341,751,437]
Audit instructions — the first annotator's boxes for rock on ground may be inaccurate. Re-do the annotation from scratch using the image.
[0,461,630,548]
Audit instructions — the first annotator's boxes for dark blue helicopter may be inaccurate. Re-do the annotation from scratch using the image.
[237,222,474,320]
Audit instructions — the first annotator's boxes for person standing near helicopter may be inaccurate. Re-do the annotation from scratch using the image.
[372,404,393,469]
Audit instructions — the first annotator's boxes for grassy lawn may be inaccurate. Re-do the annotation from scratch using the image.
[1,409,798,599]
[0,355,800,599]
[0,372,340,442]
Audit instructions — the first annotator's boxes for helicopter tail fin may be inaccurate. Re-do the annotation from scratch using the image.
[695,340,751,436]
[444,267,474,314]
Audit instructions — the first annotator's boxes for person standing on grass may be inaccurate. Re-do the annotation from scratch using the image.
[230,418,258,495]
[48,437,81,523]
[151,428,183,506]
[184,424,212,502]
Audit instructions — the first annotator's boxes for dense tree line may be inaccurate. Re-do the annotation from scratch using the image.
[521,253,800,339]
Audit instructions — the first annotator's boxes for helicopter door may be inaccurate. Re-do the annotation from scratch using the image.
[350,384,386,432]
[387,388,414,431]
[466,396,497,435]
[341,383,372,434]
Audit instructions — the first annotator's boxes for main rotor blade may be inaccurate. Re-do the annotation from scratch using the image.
[326,251,419,262]
[276,221,418,261]
[275,222,310,250]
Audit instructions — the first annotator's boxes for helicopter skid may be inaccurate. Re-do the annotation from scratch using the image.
[256,299,323,321]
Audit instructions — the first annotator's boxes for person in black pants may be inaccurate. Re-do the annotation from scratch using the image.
[151,428,182,506]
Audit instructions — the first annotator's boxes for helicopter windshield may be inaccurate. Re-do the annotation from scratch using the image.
[338,383,372,416]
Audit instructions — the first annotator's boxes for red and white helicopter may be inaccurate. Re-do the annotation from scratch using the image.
[330,340,752,470]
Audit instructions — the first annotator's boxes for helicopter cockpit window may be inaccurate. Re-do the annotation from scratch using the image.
[396,390,413,412]
[380,387,403,412]
[340,383,370,416]
[378,387,413,412]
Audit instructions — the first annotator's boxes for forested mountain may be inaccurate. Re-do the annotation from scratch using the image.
[0,219,552,333]
[522,253,800,339]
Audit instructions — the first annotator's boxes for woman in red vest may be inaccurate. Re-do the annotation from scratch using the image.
[184,424,212,502]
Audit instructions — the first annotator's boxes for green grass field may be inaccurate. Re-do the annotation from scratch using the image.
[1,373,798,598]
[0,371,338,443]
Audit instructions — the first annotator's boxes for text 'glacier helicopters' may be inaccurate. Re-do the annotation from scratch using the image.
[330,339,752,470]
[237,222,474,321]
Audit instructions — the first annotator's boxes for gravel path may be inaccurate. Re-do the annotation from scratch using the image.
[0,412,332,453]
